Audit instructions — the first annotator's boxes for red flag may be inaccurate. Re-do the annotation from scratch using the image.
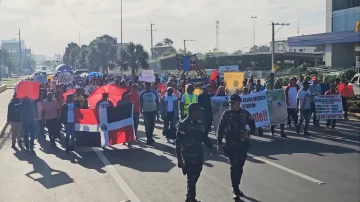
[16,81,41,100]
[210,70,218,82]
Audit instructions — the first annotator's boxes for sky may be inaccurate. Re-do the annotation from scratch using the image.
[0,0,326,56]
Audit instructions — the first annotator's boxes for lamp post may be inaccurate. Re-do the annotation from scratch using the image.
[68,27,88,46]
[251,16,257,48]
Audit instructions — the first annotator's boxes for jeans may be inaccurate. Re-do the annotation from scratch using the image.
[326,119,336,128]
[297,109,311,134]
[271,124,285,135]
[163,111,176,139]
[185,164,202,200]
[11,122,23,144]
[65,122,75,149]
[287,108,298,127]
[202,112,213,136]
[342,97,348,118]
[143,111,156,142]
[34,119,45,139]
[310,103,318,125]
[46,118,58,142]
[23,121,35,149]
[133,112,140,136]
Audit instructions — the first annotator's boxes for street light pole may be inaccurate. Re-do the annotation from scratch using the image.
[271,22,290,70]
[69,27,88,46]
[251,16,257,48]
[120,0,123,51]
[183,39,196,55]
[146,23,157,60]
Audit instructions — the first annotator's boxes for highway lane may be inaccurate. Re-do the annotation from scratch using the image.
[0,90,359,202]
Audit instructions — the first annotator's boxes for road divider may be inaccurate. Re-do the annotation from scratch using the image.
[0,85,7,93]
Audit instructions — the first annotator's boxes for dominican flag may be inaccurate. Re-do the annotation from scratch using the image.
[75,103,135,147]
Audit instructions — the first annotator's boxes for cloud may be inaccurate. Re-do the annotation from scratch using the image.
[0,0,325,55]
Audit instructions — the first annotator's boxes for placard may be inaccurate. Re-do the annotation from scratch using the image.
[241,91,270,127]
[218,65,239,79]
[266,89,288,125]
[315,95,343,120]
[224,72,245,94]
[139,69,155,82]
[57,72,74,85]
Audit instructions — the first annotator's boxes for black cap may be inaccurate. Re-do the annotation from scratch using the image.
[188,103,203,113]
[228,93,242,102]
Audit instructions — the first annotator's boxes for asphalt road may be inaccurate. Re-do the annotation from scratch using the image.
[0,90,359,202]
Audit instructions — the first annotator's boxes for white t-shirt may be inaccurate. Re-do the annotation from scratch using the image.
[67,103,75,123]
[297,80,303,89]
[287,87,298,109]
[297,89,311,109]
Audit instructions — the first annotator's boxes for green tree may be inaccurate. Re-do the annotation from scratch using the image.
[63,42,79,67]
[118,42,149,80]
[163,38,173,46]
[249,45,270,53]
[233,49,243,54]
[88,35,118,74]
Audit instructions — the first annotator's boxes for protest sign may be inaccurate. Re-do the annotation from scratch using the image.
[139,69,155,82]
[240,91,270,127]
[211,96,229,134]
[224,72,245,94]
[33,75,47,84]
[266,89,288,125]
[218,65,239,79]
[315,95,343,120]
[57,72,74,85]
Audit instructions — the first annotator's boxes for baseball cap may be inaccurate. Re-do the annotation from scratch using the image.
[228,93,242,102]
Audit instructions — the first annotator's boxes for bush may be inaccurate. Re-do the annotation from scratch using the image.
[348,97,360,113]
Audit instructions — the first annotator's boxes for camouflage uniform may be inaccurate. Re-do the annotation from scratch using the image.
[176,117,213,201]
[217,108,255,197]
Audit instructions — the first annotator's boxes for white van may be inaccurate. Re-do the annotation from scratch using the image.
[350,73,360,96]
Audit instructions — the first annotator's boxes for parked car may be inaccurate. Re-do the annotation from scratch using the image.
[11,73,19,78]
[350,73,360,96]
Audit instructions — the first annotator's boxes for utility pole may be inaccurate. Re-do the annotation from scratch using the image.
[120,0,123,51]
[19,29,22,70]
[146,23,157,59]
[0,49,2,85]
[251,16,257,48]
[183,39,195,55]
[271,22,290,70]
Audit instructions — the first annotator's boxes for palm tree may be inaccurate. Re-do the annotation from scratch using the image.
[118,42,149,80]
[63,43,79,66]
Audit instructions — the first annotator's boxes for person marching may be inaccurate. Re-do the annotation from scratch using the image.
[180,84,198,120]
[176,103,214,202]
[217,94,256,201]
[60,94,79,152]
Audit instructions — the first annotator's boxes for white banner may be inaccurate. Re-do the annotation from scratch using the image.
[57,72,74,85]
[33,75,47,84]
[315,95,343,120]
[218,65,239,79]
[241,91,270,127]
[139,69,155,82]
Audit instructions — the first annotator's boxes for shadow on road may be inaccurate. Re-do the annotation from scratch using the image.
[13,149,74,189]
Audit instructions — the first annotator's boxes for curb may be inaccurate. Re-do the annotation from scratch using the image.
[348,112,360,118]
[0,120,9,137]
[0,85,8,93]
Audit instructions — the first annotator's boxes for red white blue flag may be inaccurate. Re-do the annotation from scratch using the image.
[75,103,135,147]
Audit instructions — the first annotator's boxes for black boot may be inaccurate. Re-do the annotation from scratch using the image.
[11,143,16,148]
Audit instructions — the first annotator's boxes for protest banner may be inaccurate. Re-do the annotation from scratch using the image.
[315,95,343,120]
[33,75,47,84]
[57,72,74,85]
[266,89,288,125]
[139,69,155,82]
[240,91,270,127]
[211,96,229,134]
[224,72,245,94]
[16,81,41,100]
[218,65,239,79]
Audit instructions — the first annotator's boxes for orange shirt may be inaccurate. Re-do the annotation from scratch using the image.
[129,92,140,113]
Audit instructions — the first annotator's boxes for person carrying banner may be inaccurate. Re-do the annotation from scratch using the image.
[217,94,256,200]
[140,82,159,145]
[176,103,214,202]
[180,84,198,120]
[309,77,321,126]
[325,83,339,131]
[271,81,287,137]
[296,81,311,136]
[60,94,79,152]
[129,84,140,137]
[20,97,37,153]
[95,93,114,109]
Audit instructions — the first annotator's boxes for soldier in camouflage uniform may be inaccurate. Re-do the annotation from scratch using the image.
[176,103,214,202]
[217,93,256,201]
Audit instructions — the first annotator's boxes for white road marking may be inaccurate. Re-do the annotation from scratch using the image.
[92,147,141,202]
[247,154,325,185]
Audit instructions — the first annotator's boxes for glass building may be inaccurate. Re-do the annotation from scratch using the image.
[288,0,360,68]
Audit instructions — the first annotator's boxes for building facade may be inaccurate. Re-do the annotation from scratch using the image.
[288,0,360,68]
[270,40,321,53]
